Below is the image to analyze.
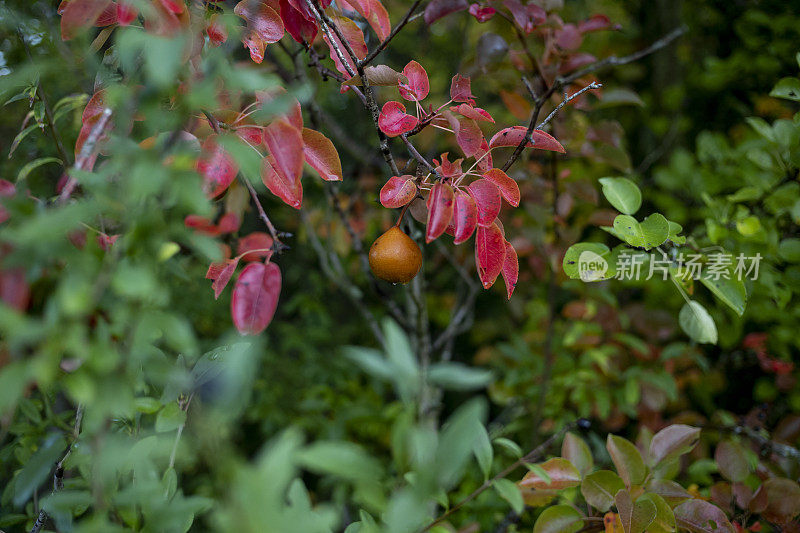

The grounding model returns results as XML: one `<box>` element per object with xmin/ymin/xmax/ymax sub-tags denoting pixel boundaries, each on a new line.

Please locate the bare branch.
<box><xmin>360</xmin><ymin>0</ymin><xmax>424</xmax><ymax>67</ymax></box>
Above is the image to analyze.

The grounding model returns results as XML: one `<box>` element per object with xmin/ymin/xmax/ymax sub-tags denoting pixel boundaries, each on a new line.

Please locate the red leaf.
<box><xmin>483</xmin><ymin>168</ymin><xmax>520</xmax><ymax>207</ymax></box>
<box><xmin>301</xmin><ymin>127</ymin><xmax>343</xmax><ymax>181</ymax></box>
<box><xmin>95</xmin><ymin>3</ymin><xmax>117</xmax><ymax>26</ymax></box>
<box><xmin>451</xmin><ymin>116</ymin><xmax>483</xmax><ymax>157</ymax></box>
<box><xmin>279</xmin><ymin>0</ymin><xmax>317</xmax><ymax>43</ymax></box>
<box><xmin>450</xmin><ymin>74</ymin><xmax>475</xmax><ymax>104</ymax></box>
<box><xmin>184</xmin><ymin>215</ymin><xmax>219</xmax><ymax>235</ymax></box>
<box><xmin>82</xmin><ymin>90</ymin><xmax>107</xmax><ymax>124</ymax></box>
<box><xmin>322</xmin><ymin>16</ymin><xmax>367</xmax><ymax>76</ymax></box>
<box><xmin>231</xmin><ymin>261</ymin><xmax>281</xmax><ymax>335</ymax></box>
<box><xmin>474</xmin><ymin>222</ymin><xmax>505</xmax><ymax>289</ymax></box>
<box><xmin>559</xmin><ymin>53</ymin><xmax>596</xmax><ymax>74</ymax></box>
<box><xmin>425</xmin><ymin>182</ymin><xmax>454</xmax><ymax>243</ymax></box>
<box><xmin>197</xmin><ymin>135</ymin><xmax>238</xmax><ymax>198</ymax></box>
<box><xmin>380</xmin><ymin>176</ymin><xmax>417</xmax><ymax>208</ymax></box>
<box><xmin>160</xmin><ymin>0</ymin><xmax>184</xmax><ymax>13</ymax></box>
<box><xmin>488</xmin><ymin>126</ymin><xmax>566</xmax><ymax>153</ymax></box>
<box><xmin>0</xmin><ymin>267</ymin><xmax>30</xmax><ymax>312</ymax></box>
<box><xmin>424</xmin><ymin>0</ymin><xmax>469</xmax><ymax>25</ymax></box>
<box><xmin>578</xmin><ymin>14</ymin><xmax>614</xmax><ymax>34</ymax></box>
<box><xmin>262</xmin><ymin>154</ymin><xmax>302</xmax><ymax>208</ymax></box>
<box><xmin>96</xmin><ymin>233</ymin><xmax>119</xmax><ymax>250</ymax></box>
<box><xmin>468</xmin><ymin>178</ymin><xmax>501</xmax><ymax>225</ymax></box>
<box><xmin>468</xmin><ymin>4</ymin><xmax>495</xmax><ymax>22</ymax></box>
<box><xmin>61</xmin><ymin>0</ymin><xmax>112</xmax><ymax>40</ymax></box>
<box><xmin>451</xmin><ymin>103</ymin><xmax>494</xmax><ymax>122</ymax></box>
<box><xmin>555</xmin><ymin>24</ymin><xmax>582</xmax><ymax>50</ymax></box>
<box><xmin>475</xmin><ymin>137</ymin><xmax>493</xmax><ymax>172</ymax></box>
<box><xmin>365</xmin><ymin>0</ymin><xmax>391</xmax><ymax>40</ymax></box>
<box><xmin>399</xmin><ymin>60</ymin><xmax>430</xmax><ymax>101</ymax></box>
<box><xmin>501</xmin><ymin>240</ymin><xmax>518</xmax><ymax>298</ymax></box>
<box><xmin>453</xmin><ymin>189</ymin><xmax>477</xmax><ymax>244</ymax></box>
<box><xmin>206</xmin><ymin>14</ymin><xmax>228</xmax><ymax>46</ymax></box>
<box><xmin>217</xmin><ymin>212</ymin><xmax>241</xmax><ymax>234</ymax></box>
<box><xmin>434</xmin><ymin>153</ymin><xmax>463</xmax><ymax>179</ymax></box>
<box><xmin>208</xmin><ymin>257</ymin><xmax>241</xmax><ymax>299</ymax></box>
<box><xmin>116</xmin><ymin>2</ymin><xmax>138</xmax><ymax>25</ymax></box>
<box><xmin>339</xmin><ymin>0</ymin><xmax>371</xmax><ymax>17</ymax></box>
<box><xmin>503</xmin><ymin>0</ymin><xmax>545</xmax><ymax>34</ymax></box>
<box><xmin>237</xmin><ymin>232</ymin><xmax>274</xmax><ymax>262</ymax></box>
<box><xmin>235</xmin><ymin>0</ymin><xmax>285</xmax><ymax>64</ymax></box>
<box><xmin>378</xmin><ymin>101</ymin><xmax>418</xmax><ymax>137</ymax></box>
<box><xmin>236</xmin><ymin>125</ymin><xmax>264</xmax><ymax>146</ymax></box>
<box><xmin>264</xmin><ymin>118</ymin><xmax>304</xmax><ymax>186</ymax></box>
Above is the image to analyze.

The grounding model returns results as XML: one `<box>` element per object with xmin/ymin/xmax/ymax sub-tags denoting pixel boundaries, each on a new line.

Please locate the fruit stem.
<box><xmin>394</xmin><ymin>201</ymin><xmax>414</xmax><ymax>227</ymax></box>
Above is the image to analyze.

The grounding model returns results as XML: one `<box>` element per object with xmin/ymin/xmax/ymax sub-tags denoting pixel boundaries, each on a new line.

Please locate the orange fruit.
<box><xmin>368</xmin><ymin>226</ymin><xmax>422</xmax><ymax>283</ymax></box>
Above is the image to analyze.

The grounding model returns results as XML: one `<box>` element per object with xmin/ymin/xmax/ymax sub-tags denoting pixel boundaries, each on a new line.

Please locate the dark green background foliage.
<box><xmin>0</xmin><ymin>0</ymin><xmax>799</xmax><ymax>532</ymax></box>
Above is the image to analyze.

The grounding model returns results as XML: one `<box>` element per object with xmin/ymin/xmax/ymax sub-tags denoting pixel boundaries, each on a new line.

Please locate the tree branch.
<box><xmin>30</xmin><ymin>405</ymin><xmax>84</xmax><ymax>533</ymax></box>
<box><xmin>360</xmin><ymin>0</ymin><xmax>424</xmax><ymax>67</ymax></box>
<box><xmin>58</xmin><ymin>108</ymin><xmax>112</xmax><ymax>203</ymax></box>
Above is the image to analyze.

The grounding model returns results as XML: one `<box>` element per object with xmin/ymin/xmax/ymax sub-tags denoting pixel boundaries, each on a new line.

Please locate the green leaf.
<box><xmin>16</xmin><ymin>157</ymin><xmax>62</xmax><ymax>182</ymax></box>
<box><xmin>493</xmin><ymin>437</ymin><xmax>523</xmax><ymax>458</ymax></box>
<box><xmin>778</xmin><ymin>238</ymin><xmax>800</xmax><ymax>263</ymax></box>
<box><xmin>770</xmin><ymin>77</ymin><xmax>800</xmax><ymax>102</ymax></box>
<box><xmin>745</xmin><ymin>116</ymin><xmax>775</xmax><ymax>141</ymax></box>
<box><xmin>435</xmin><ymin>399</ymin><xmax>487</xmax><ymax>489</ymax></box>
<box><xmin>698</xmin><ymin>274</ymin><xmax>746</xmax><ymax>317</ymax></box>
<box><xmin>667</xmin><ymin>221</ymin><xmax>686</xmax><ymax>245</ymax></box>
<box><xmin>533</xmin><ymin>504</ymin><xmax>584</xmax><ymax>533</ymax></box>
<box><xmin>646</xmin><ymin>479</ymin><xmax>692</xmax><ymax>507</ymax></box>
<box><xmin>13</xmin><ymin>434</ymin><xmax>67</xmax><ymax>507</ymax></box>
<box><xmin>155</xmin><ymin>402</ymin><xmax>186</xmax><ymax>433</ymax></box>
<box><xmin>344</xmin><ymin>346</ymin><xmax>394</xmax><ymax>381</ymax></box>
<box><xmin>616</xmin><ymin>489</ymin><xmax>657</xmax><ymax>533</ymax></box>
<box><xmin>606</xmin><ymin>435</ymin><xmax>646</xmax><ymax>487</ymax></box>
<box><xmin>599</xmin><ymin>177</ymin><xmax>642</xmax><ymax>215</ymax></box>
<box><xmin>472</xmin><ymin>420</ymin><xmax>493</xmax><ymax>480</ymax></box>
<box><xmin>714</xmin><ymin>441</ymin><xmax>749</xmax><ymax>483</ymax></box>
<box><xmin>596</xmin><ymin>88</ymin><xmax>645</xmax><ymax>108</ymax></box>
<box><xmin>679</xmin><ymin>301</ymin><xmax>718</xmax><ymax>344</ymax></box>
<box><xmin>493</xmin><ymin>478</ymin><xmax>524</xmax><ymax>514</ymax></box>
<box><xmin>562</xmin><ymin>242</ymin><xmax>612</xmax><ymax>281</ymax></box>
<box><xmin>296</xmin><ymin>441</ymin><xmax>383</xmax><ymax>484</ymax></box>
<box><xmin>427</xmin><ymin>362</ymin><xmax>493</xmax><ymax>390</ymax></box>
<box><xmin>613</xmin><ymin>213</ymin><xmax>669</xmax><ymax>250</ymax></box>
<box><xmin>562</xmin><ymin>432</ymin><xmax>594</xmax><ymax>477</ymax></box>
<box><xmin>673</xmin><ymin>500</ymin><xmax>734</xmax><ymax>533</ymax></box>
<box><xmin>581</xmin><ymin>470</ymin><xmax>625</xmax><ymax>512</ymax></box>
<box><xmin>648</xmin><ymin>425</ymin><xmax>701</xmax><ymax>468</ymax></box>
<box><xmin>640</xmin><ymin>493</ymin><xmax>675</xmax><ymax>532</ymax></box>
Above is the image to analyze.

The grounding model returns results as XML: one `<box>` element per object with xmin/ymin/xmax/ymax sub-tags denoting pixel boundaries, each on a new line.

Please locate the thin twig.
<box><xmin>418</xmin><ymin>422</ymin><xmax>576</xmax><ymax>532</ymax></box>
<box><xmin>30</xmin><ymin>405</ymin><xmax>84</xmax><ymax>533</ymax></box>
<box><xmin>360</xmin><ymin>0</ymin><xmax>424</xmax><ymax>67</ymax></box>
<box><xmin>560</xmin><ymin>25</ymin><xmax>688</xmax><ymax>87</ymax></box>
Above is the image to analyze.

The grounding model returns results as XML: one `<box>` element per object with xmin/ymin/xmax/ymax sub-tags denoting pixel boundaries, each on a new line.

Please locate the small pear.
<box><xmin>368</xmin><ymin>226</ymin><xmax>422</xmax><ymax>283</ymax></box>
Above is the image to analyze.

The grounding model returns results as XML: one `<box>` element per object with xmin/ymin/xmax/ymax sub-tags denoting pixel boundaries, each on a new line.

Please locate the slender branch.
<box><xmin>58</xmin><ymin>108</ymin><xmax>112</xmax><ymax>203</ymax></box>
<box><xmin>400</xmin><ymin>134</ymin><xmax>438</xmax><ymax>176</ymax></box>
<box><xmin>560</xmin><ymin>25</ymin><xmax>688</xmax><ymax>87</ymax></box>
<box><xmin>419</xmin><ymin>422</ymin><xmax>576</xmax><ymax>532</ymax></box>
<box><xmin>501</xmin><ymin>25</ymin><xmax>686</xmax><ymax>172</ymax></box>
<box><xmin>707</xmin><ymin>424</ymin><xmax>800</xmax><ymax>464</ymax></box>
<box><xmin>501</xmin><ymin>82</ymin><xmax>601</xmax><ymax>172</ymax></box>
<box><xmin>30</xmin><ymin>405</ymin><xmax>84</xmax><ymax>533</ymax></box>
<box><xmin>360</xmin><ymin>0</ymin><xmax>424</xmax><ymax>67</ymax></box>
